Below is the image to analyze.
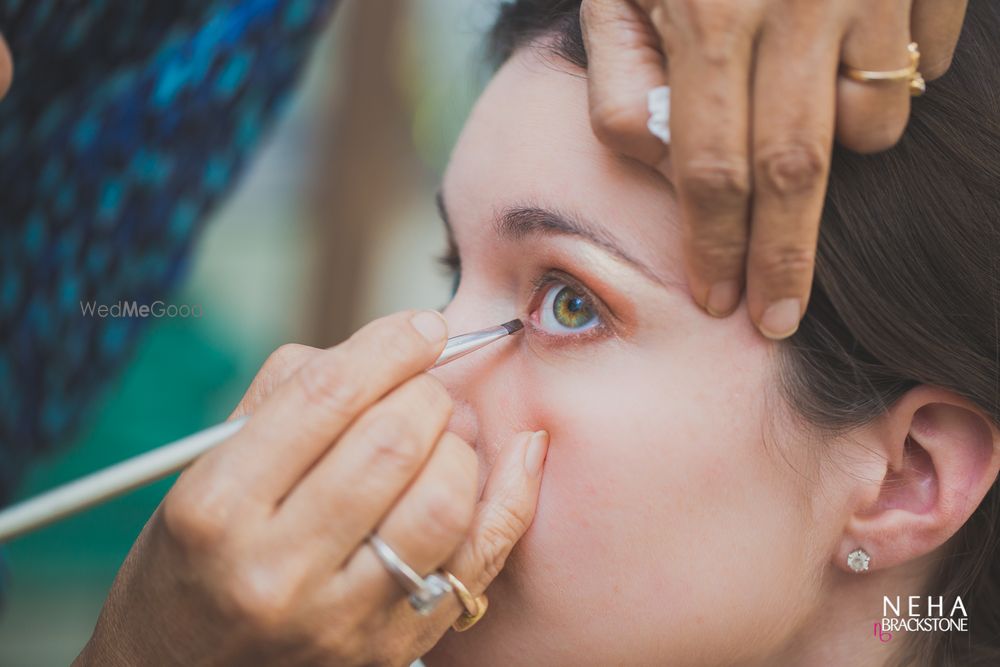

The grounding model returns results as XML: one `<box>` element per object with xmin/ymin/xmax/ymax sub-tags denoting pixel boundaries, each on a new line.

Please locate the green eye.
<box><xmin>539</xmin><ymin>283</ymin><xmax>599</xmax><ymax>333</ymax></box>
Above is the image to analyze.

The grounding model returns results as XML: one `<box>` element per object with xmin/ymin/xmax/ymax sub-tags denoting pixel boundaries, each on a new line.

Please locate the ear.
<box><xmin>835</xmin><ymin>385</ymin><xmax>1000</xmax><ymax>574</ymax></box>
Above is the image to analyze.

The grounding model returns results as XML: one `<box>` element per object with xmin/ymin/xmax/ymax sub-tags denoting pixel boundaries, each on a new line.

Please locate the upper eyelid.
<box><xmin>529</xmin><ymin>269</ymin><xmax>584</xmax><ymax>299</ymax></box>
<box><xmin>432</xmin><ymin>235</ymin><xmax>616</xmax><ymax>329</ymax></box>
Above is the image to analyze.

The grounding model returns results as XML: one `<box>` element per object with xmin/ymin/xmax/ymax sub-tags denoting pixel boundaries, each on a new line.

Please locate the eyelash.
<box><xmin>438</xmin><ymin>239</ymin><xmax>461</xmax><ymax>298</ymax></box>
<box><xmin>436</xmin><ymin>242</ymin><xmax>614</xmax><ymax>341</ymax></box>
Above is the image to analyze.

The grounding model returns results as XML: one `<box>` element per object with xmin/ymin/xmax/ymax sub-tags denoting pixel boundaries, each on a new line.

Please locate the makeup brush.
<box><xmin>0</xmin><ymin>319</ymin><xmax>523</xmax><ymax>542</ymax></box>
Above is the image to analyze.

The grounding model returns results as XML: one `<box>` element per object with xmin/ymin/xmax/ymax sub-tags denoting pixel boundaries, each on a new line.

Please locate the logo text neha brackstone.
<box><xmin>873</xmin><ymin>595</ymin><xmax>968</xmax><ymax>642</ymax></box>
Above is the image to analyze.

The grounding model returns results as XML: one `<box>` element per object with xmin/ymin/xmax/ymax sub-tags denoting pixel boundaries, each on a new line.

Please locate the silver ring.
<box><xmin>367</xmin><ymin>533</ymin><xmax>452</xmax><ymax>615</ymax></box>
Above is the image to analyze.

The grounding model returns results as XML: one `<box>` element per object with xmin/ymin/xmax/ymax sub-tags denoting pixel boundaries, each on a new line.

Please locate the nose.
<box><xmin>431</xmin><ymin>312</ymin><xmax>486</xmax><ymax>447</ymax></box>
<box><xmin>430</xmin><ymin>308</ymin><xmax>519</xmax><ymax>449</ymax></box>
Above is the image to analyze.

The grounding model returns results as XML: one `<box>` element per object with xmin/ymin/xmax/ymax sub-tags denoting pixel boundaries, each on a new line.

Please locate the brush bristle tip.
<box><xmin>501</xmin><ymin>319</ymin><xmax>524</xmax><ymax>334</ymax></box>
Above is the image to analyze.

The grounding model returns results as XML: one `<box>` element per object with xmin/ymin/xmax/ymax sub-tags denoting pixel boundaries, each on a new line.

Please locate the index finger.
<box><xmin>662</xmin><ymin>1</ymin><xmax>759</xmax><ymax>317</ymax></box>
<box><xmin>192</xmin><ymin>310</ymin><xmax>449</xmax><ymax>503</ymax></box>
<box><xmin>746</xmin><ymin>20</ymin><xmax>839</xmax><ymax>340</ymax></box>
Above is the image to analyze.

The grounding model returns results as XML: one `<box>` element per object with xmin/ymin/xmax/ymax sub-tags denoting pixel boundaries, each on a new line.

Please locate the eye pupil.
<box><xmin>551</xmin><ymin>285</ymin><xmax>596</xmax><ymax>329</ymax></box>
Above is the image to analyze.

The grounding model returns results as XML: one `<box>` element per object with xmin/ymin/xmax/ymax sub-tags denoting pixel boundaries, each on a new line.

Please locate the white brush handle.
<box><xmin>0</xmin><ymin>319</ymin><xmax>523</xmax><ymax>543</ymax></box>
<box><xmin>0</xmin><ymin>416</ymin><xmax>248</xmax><ymax>541</ymax></box>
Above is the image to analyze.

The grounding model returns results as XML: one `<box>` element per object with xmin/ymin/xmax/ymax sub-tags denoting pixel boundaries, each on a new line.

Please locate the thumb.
<box><xmin>448</xmin><ymin>430</ymin><xmax>549</xmax><ymax>594</ymax></box>
<box><xmin>386</xmin><ymin>430</ymin><xmax>548</xmax><ymax>653</ymax></box>
<box><xmin>227</xmin><ymin>343</ymin><xmax>321</xmax><ymax>420</ymax></box>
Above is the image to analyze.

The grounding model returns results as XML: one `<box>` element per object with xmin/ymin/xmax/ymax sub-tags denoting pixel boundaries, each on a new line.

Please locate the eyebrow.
<box><xmin>436</xmin><ymin>190</ymin><xmax>670</xmax><ymax>288</ymax></box>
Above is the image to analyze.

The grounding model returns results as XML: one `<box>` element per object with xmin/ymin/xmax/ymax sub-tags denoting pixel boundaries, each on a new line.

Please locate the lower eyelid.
<box><xmin>524</xmin><ymin>316</ymin><xmax>609</xmax><ymax>348</ymax></box>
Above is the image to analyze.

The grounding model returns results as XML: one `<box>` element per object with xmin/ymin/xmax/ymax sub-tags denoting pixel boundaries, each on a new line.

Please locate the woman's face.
<box><xmin>427</xmin><ymin>48</ymin><xmax>838</xmax><ymax>666</ymax></box>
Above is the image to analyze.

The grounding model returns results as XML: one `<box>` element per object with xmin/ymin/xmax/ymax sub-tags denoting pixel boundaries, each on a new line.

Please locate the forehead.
<box><xmin>442</xmin><ymin>47</ymin><xmax>683</xmax><ymax>285</ymax></box>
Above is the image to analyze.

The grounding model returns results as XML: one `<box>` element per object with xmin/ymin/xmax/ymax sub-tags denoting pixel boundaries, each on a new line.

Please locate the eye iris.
<box><xmin>552</xmin><ymin>286</ymin><xmax>595</xmax><ymax>328</ymax></box>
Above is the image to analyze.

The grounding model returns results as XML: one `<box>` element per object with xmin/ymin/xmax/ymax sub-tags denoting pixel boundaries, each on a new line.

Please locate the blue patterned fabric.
<box><xmin>0</xmin><ymin>0</ymin><xmax>335</xmax><ymax>508</ymax></box>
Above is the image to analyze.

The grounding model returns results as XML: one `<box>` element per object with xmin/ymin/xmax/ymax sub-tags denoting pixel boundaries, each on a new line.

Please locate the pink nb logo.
<box><xmin>873</xmin><ymin>621</ymin><xmax>893</xmax><ymax>642</ymax></box>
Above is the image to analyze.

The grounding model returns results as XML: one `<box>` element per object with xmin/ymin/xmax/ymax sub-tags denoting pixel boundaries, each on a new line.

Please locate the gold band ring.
<box><xmin>442</xmin><ymin>570</ymin><xmax>489</xmax><ymax>632</ymax></box>
<box><xmin>840</xmin><ymin>42</ymin><xmax>926</xmax><ymax>96</ymax></box>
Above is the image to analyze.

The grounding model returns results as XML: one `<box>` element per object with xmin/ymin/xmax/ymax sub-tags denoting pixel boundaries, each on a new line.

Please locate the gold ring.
<box><xmin>840</xmin><ymin>42</ymin><xmax>926</xmax><ymax>96</ymax></box>
<box><xmin>442</xmin><ymin>570</ymin><xmax>488</xmax><ymax>632</ymax></box>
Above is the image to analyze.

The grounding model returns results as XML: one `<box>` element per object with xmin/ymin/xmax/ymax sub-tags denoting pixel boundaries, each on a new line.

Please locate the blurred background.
<box><xmin>0</xmin><ymin>1</ymin><xmax>498</xmax><ymax>663</ymax></box>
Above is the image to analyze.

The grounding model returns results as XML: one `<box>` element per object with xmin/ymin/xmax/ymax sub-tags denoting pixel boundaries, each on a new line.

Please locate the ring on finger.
<box><xmin>442</xmin><ymin>569</ymin><xmax>489</xmax><ymax>632</ymax></box>
<box><xmin>367</xmin><ymin>533</ymin><xmax>452</xmax><ymax>615</ymax></box>
<box><xmin>840</xmin><ymin>41</ymin><xmax>926</xmax><ymax>96</ymax></box>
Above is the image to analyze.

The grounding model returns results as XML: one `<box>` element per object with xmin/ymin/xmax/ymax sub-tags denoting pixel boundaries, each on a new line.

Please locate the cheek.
<box><xmin>490</xmin><ymin>338</ymin><xmax>816</xmax><ymax>660</ymax></box>
<box><xmin>516</xmin><ymin>351</ymin><xmax>746</xmax><ymax>585</ymax></box>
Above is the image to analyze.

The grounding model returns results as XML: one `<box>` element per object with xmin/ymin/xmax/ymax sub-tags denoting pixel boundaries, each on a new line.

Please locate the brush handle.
<box><xmin>0</xmin><ymin>319</ymin><xmax>523</xmax><ymax>542</ymax></box>
<box><xmin>0</xmin><ymin>417</ymin><xmax>248</xmax><ymax>542</ymax></box>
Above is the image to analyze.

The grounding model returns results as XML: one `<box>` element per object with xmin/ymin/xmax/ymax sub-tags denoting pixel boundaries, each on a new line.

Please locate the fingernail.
<box><xmin>759</xmin><ymin>298</ymin><xmax>801</xmax><ymax>340</ymax></box>
<box><xmin>410</xmin><ymin>310</ymin><xmax>447</xmax><ymax>343</ymax></box>
<box><xmin>524</xmin><ymin>430</ymin><xmax>549</xmax><ymax>478</ymax></box>
<box><xmin>705</xmin><ymin>280</ymin><xmax>739</xmax><ymax>317</ymax></box>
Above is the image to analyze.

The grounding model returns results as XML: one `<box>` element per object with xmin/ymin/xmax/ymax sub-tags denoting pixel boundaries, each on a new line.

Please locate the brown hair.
<box><xmin>488</xmin><ymin>1</ymin><xmax>1000</xmax><ymax>665</ymax></box>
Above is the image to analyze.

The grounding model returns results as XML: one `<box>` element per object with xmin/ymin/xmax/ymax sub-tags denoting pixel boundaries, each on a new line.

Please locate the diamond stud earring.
<box><xmin>847</xmin><ymin>548</ymin><xmax>871</xmax><ymax>573</ymax></box>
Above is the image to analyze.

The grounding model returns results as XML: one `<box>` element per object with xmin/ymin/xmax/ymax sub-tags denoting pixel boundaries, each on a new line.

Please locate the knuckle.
<box><xmin>236</xmin><ymin>343</ymin><xmax>316</xmax><ymax>414</ymax></box>
<box><xmin>678</xmin><ymin>157</ymin><xmax>750</xmax><ymax>212</ymax></box>
<box><xmin>362</xmin><ymin>413</ymin><xmax>426</xmax><ymax>474</ymax></box>
<box><xmin>223</xmin><ymin>566</ymin><xmax>295</xmax><ymax>631</ymax></box>
<box><xmin>441</xmin><ymin>431</ymin><xmax>478</xmax><ymax>476</ymax></box>
<box><xmin>161</xmin><ymin>487</ymin><xmax>231</xmax><ymax>551</ymax></box>
<box><xmin>581</xmin><ymin>0</ymin><xmax>642</xmax><ymax>36</ymax></box>
<box><xmin>420</xmin><ymin>484</ymin><xmax>474</xmax><ymax>544</ymax></box>
<box><xmin>688</xmin><ymin>232</ymin><xmax>746</xmax><ymax>272</ymax></box>
<box><xmin>679</xmin><ymin>0</ymin><xmax>753</xmax><ymax>60</ymax></box>
<box><xmin>755</xmin><ymin>140</ymin><xmax>827</xmax><ymax>196</ymax></box>
<box><xmin>756</xmin><ymin>243</ymin><xmax>816</xmax><ymax>282</ymax></box>
<box><xmin>697</xmin><ymin>28</ymin><xmax>743</xmax><ymax>69</ymax></box>
<box><xmin>473</xmin><ymin>496</ymin><xmax>534</xmax><ymax>588</ymax></box>
<box><xmin>296</xmin><ymin>349</ymin><xmax>365</xmax><ymax>415</ymax></box>
<box><xmin>264</xmin><ymin>343</ymin><xmax>312</xmax><ymax>375</ymax></box>
<box><xmin>358</xmin><ymin>313</ymin><xmax>426</xmax><ymax>365</ymax></box>
<box><xmin>475</xmin><ymin>512</ymin><xmax>526</xmax><ymax>585</ymax></box>
<box><xmin>590</xmin><ymin>98</ymin><xmax>646</xmax><ymax>146</ymax></box>
<box><xmin>320</xmin><ymin>630</ymin><xmax>370</xmax><ymax>667</ymax></box>
<box><xmin>407</xmin><ymin>373</ymin><xmax>453</xmax><ymax>419</ymax></box>
<box><xmin>579</xmin><ymin>0</ymin><xmax>610</xmax><ymax>32</ymax></box>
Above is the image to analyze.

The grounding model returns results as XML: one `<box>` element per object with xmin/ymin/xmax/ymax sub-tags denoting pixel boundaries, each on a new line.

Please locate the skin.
<box><xmin>1</xmin><ymin>2</ymin><xmax>967</xmax><ymax>343</ymax></box>
<box><xmin>0</xmin><ymin>6</ymin><xmax>984</xmax><ymax>663</ymax></box>
<box><xmin>0</xmin><ymin>34</ymin><xmax>11</xmax><ymax>99</ymax></box>
<box><xmin>581</xmin><ymin>0</ymin><xmax>968</xmax><ymax>339</ymax></box>
<box><xmin>422</xmin><ymin>46</ymin><xmax>1000</xmax><ymax>666</ymax></box>
<box><xmin>77</xmin><ymin>312</ymin><xmax>547</xmax><ymax>666</ymax></box>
